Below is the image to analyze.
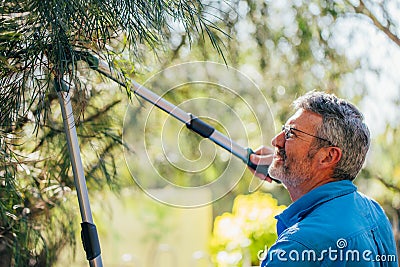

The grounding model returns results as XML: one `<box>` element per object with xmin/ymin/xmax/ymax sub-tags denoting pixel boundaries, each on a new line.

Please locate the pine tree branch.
<box><xmin>81</xmin><ymin>99</ymin><xmax>121</xmax><ymax>123</ymax></box>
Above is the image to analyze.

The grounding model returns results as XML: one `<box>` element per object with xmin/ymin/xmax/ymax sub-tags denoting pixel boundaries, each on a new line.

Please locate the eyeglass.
<box><xmin>281</xmin><ymin>125</ymin><xmax>333</xmax><ymax>145</ymax></box>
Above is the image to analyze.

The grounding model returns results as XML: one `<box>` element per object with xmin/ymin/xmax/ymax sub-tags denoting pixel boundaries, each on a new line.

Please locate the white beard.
<box><xmin>269</xmin><ymin>151</ymin><xmax>313</xmax><ymax>187</ymax></box>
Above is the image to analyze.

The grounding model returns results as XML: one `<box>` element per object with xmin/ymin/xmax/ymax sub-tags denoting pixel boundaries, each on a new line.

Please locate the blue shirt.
<box><xmin>261</xmin><ymin>180</ymin><xmax>398</xmax><ymax>266</ymax></box>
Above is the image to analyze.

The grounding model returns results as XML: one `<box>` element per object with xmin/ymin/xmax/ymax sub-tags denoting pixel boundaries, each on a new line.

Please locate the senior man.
<box><xmin>250</xmin><ymin>91</ymin><xmax>398</xmax><ymax>266</ymax></box>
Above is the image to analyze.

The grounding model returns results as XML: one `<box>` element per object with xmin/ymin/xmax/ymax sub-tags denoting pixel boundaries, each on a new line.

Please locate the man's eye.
<box><xmin>286</xmin><ymin>130</ymin><xmax>296</xmax><ymax>139</ymax></box>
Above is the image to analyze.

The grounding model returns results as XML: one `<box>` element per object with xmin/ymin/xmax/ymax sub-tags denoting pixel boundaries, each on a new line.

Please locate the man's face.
<box><xmin>268</xmin><ymin>109</ymin><xmax>323</xmax><ymax>187</ymax></box>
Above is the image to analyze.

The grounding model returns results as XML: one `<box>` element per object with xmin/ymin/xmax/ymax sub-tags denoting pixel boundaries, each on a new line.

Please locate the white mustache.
<box><xmin>276</xmin><ymin>149</ymin><xmax>287</xmax><ymax>160</ymax></box>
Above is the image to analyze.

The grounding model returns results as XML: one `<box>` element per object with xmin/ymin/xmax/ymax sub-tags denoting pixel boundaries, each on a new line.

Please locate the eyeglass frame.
<box><xmin>281</xmin><ymin>125</ymin><xmax>334</xmax><ymax>146</ymax></box>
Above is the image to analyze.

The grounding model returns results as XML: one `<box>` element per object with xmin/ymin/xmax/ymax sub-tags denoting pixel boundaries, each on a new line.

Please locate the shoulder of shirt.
<box><xmin>277</xmin><ymin>190</ymin><xmax>391</xmax><ymax>251</ymax></box>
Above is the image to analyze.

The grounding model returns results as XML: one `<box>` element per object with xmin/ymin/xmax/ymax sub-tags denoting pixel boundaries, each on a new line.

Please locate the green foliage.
<box><xmin>210</xmin><ymin>192</ymin><xmax>285</xmax><ymax>266</ymax></box>
<box><xmin>0</xmin><ymin>139</ymin><xmax>78</xmax><ymax>266</ymax></box>
<box><xmin>0</xmin><ymin>83</ymin><xmax>124</xmax><ymax>265</ymax></box>
<box><xmin>0</xmin><ymin>0</ymin><xmax>227</xmax><ymax>129</ymax></box>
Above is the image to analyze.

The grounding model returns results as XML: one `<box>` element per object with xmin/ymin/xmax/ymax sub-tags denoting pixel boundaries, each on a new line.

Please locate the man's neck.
<box><xmin>287</xmin><ymin>177</ymin><xmax>337</xmax><ymax>201</ymax></box>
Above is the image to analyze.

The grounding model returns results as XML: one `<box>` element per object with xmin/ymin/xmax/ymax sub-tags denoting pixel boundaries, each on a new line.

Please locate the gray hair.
<box><xmin>292</xmin><ymin>91</ymin><xmax>370</xmax><ymax>180</ymax></box>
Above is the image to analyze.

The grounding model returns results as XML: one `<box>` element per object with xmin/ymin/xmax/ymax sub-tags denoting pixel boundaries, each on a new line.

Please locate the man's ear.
<box><xmin>319</xmin><ymin>147</ymin><xmax>342</xmax><ymax>167</ymax></box>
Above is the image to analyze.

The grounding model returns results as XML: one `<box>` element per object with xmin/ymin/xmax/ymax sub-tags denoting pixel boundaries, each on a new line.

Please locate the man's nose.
<box><xmin>271</xmin><ymin>130</ymin><xmax>285</xmax><ymax>148</ymax></box>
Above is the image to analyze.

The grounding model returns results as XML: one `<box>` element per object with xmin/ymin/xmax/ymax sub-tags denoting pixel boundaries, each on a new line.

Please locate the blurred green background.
<box><xmin>1</xmin><ymin>0</ymin><xmax>400</xmax><ymax>266</ymax></box>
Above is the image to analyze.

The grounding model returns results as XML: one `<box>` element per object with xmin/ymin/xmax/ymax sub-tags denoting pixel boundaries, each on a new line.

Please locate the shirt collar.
<box><xmin>275</xmin><ymin>180</ymin><xmax>357</xmax><ymax>235</ymax></box>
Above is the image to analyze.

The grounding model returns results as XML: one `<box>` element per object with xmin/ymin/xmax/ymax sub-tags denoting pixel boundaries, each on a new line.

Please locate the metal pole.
<box><xmin>93</xmin><ymin>56</ymin><xmax>250</xmax><ymax>162</ymax></box>
<box><xmin>56</xmin><ymin>78</ymin><xmax>103</xmax><ymax>267</ymax></box>
<box><xmin>82</xmin><ymin>53</ymin><xmax>277</xmax><ymax>182</ymax></box>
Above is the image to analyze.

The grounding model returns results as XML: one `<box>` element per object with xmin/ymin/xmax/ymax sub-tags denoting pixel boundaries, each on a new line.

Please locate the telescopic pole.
<box><xmin>79</xmin><ymin>52</ymin><xmax>279</xmax><ymax>183</ymax></box>
<box><xmin>55</xmin><ymin>77</ymin><xmax>103</xmax><ymax>267</ymax></box>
